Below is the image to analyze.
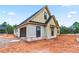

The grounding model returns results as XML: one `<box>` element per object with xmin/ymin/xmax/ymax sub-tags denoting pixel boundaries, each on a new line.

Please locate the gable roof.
<box><xmin>52</xmin><ymin>15</ymin><xmax>59</xmax><ymax>27</ymax></box>
<box><xmin>17</xmin><ymin>5</ymin><xmax>51</xmax><ymax>27</ymax></box>
<box><xmin>45</xmin><ymin>15</ymin><xmax>59</xmax><ymax>27</ymax></box>
<box><xmin>17</xmin><ymin>6</ymin><xmax>59</xmax><ymax>27</ymax></box>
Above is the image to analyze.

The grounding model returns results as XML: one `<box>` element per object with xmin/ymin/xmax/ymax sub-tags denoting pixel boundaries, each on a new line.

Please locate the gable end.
<box><xmin>45</xmin><ymin>15</ymin><xmax>59</xmax><ymax>27</ymax></box>
<box><xmin>17</xmin><ymin>5</ymin><xmax>51</xmax><ymax>27</ymax></box>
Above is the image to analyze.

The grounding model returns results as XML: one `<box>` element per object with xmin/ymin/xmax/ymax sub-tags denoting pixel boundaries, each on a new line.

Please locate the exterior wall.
<box><xmin>27</xmin><ymin>24</ymin><xmax>36</xmax><ymax>38</ymax></box>
<box><xmin>26</xmin><ymin>24</ymin><xmax>46</xmax><ymax>41</ymax></box>
<box><xmin>41</xmin><ymin>26</ymin><xmax>46</xmax><ymax>38</ymax></box>
<box><xmin>14</xmin><ymin>17</ymin><xmax>59</xmax><ymax>41</ymax></box>
<box><xmin>14</xmin><ymin>30</ymin><xmax>16</xmax><ymax>36</ymax></box>
<box><xmin>46</xmin><ymin>26</ymin><xmax>57</xmax><ymax>39</ymax></box>
<box><xmin>46</xmin><ymin>17</ymin><xmax>58</xmax><ymax>39</ymax></box>
<box><xmin>14</xmin><ymin>28</ymin><xmax>20</xmax><ymax>37</ymax></box>
<box><xmin>54</xmin><ymin>27</ymin><xmax>57</xmax><ymax>37</ymax></box>
<box><xmin>57</xmin><ymin>28</ymin><xmax>60</xmax><ymax>35</ymax></box>
<box><xmin>14</xmin><ymin>24</ymin><xmax>58</xmax><ymax>41</ymax></box>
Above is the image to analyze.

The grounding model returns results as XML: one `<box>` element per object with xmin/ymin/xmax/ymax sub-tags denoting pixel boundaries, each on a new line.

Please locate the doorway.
<box><xmin>20</xmin><ymin>27</ymin><xmax>26</xmax><ymax>37</ymax></box>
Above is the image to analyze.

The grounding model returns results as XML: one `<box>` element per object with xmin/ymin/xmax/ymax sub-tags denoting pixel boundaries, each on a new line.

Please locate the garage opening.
<box><xmin>20</xmin><ymin>27</ymin><xmax>26</xmax><ymax>37</ymax></box>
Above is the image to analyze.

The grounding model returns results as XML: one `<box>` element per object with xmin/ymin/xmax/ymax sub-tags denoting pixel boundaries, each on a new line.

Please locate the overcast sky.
<box><xmin>0</xmin><ymin>5</ymin><xmax>79</xmax><ymax>27</ymax></box>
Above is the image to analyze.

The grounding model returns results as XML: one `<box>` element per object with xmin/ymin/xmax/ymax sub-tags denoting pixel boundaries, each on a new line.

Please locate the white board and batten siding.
<box><xmin>26</xmin><ymin>24</ymin><xmax>45</xmax><ymax>41</ymax></box>
<box><xmin>54</xmin><ymin>27</ymin><xmax>57</xmax><ymax>37</ymax></box>
<box><xmin>57</xmin><ymin>28</ymin><xmax>60</xmax><ymax>35</ymax></box>
<box><xmin>14</xmin><ymin>25</ymin><xmax>58</xmax><ymax>41</ymax></box>
<box><xmin>47</xmin><ymin>27</ymin><xmax>57</xmax><ymax>39</ymax></box>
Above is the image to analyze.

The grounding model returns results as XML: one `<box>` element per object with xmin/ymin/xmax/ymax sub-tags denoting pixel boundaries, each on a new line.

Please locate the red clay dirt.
<box><xmin>0</xmin><ymin>34</ymin><xmax>79</xmax><ymax>53</ymax></box>
<box><xmin>0</xmin><ymin>34</ymin><xmax>16</xmax><ymax>39</ymax></box>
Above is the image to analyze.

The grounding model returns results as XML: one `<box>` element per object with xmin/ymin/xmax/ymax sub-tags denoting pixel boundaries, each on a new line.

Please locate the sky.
<box><xmin>0</xmin><ymin>5</ymin><xmax>79</xmax><ymax>27</ymax></box>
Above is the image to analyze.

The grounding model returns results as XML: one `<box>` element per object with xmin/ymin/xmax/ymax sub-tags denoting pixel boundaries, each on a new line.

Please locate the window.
<box><xmin>51</xmin><ymin>27</ymin><xmax>54</xmax><ymax>36</ymax></box>
<box><xmin>44</xmin><ymin>12</ymin><xmax>47</xmax><ymax>20</ymax></box>
<box><xmin>36</xmin><ymin>26</ymin><xmax>41</xmax><ymax>37</ymax></box>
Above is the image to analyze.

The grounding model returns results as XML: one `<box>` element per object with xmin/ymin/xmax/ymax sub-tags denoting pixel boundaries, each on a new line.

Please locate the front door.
<box><xmin>36</xmin><ymin>26</ymin><xmax>41</xmax><ymax>37</ymax></box>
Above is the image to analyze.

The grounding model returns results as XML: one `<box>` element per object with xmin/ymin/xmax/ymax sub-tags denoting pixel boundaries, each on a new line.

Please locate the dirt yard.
<box><xmin>0</xmin><ymin>34</ymin><xmax>16</xmax><ymax>39</ymax></box>
<box><xmin>0</xmin><ymin>34</ymin><xmax>79</xmax><ymax>53</ymax></box>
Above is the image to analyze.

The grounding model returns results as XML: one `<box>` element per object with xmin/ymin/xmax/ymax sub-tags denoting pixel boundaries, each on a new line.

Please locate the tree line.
<box><xmin>60</xmin><ymin>22</ymin><xmax>79</xmax><ymax>34</ymax></box>
<box><xmin>0</xmin><ymin>21</ymin><xmax>79</xmax><ymax>34</ymax></box>
<box><xmin>0</xmin><ymin>22</ymin><xmax>16</xmax><ymax>34</ymax></box>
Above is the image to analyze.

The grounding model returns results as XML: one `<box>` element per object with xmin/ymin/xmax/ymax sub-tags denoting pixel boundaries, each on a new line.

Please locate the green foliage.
<box><xmin>60</xmin><ymin>26</ymin><xmax>69</xmax><ymax>34</ymax></box>
<box><xmin>0</xmin><ymin>22</ymin><xmax>16</xmax><ymax>34</ymax></box>
<box><xmin>0</xmin><ymin>30</ymin><xmax>6</xmax><ymax>33</ymax></box>
<box><xmin>1</xmin><ymin>22</ymin><xmax>7</xmax><ymax>26</ymax></box>
<box><xmin>0</xmin><ymin>21</ymin><xmax>79</xmax><ymax>34</ymax></box>
<box><xmin>60</xmin><ymin>22</ymin><xmax>79</xmax><ymax>34</ymax></box>
<box><xmin>71</xmin><ymin>22</ymin><xmax>79</xmax><ymax>33</ymax></box>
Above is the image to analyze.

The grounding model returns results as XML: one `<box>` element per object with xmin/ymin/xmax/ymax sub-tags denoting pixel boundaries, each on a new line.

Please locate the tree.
<box><xmin>68</xmin><ymin>27</ymin><xmax>75</xmax><ymax>34</ymax></box>
<box><xmin>6</xmin><ymin>24</ymin><xmax>16</xmax><ymax>34</ymax></box>
<box><xmin>60</xmin><ymin>22</ymin><xmax>79</xmax><ymax>34</ymax></box>
<box><xmin>1</xmin><ymin>22</ymin><xmax>7</xmax><ymax>26</ymax></box>
<box><xmin>60</xmin><ymin>26</ymin><xmax>69</xmax><ymax>34</ymax></box>
<box><xmin>0</xmin><ymin>22</ymin><xmax>16</xmax><ymax>34</ymax></box>
<box><xmin>70</xmin><ymin>22</ymin><xmax>79</xmax><ymax>33</ymax></box>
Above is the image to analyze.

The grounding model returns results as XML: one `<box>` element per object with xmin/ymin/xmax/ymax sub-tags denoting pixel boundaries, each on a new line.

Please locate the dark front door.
<box><xmin>20</xmin><ymin>27</ymin><xmax>26</xmax><ymax>37</ymax></box>
<box><xmin>36</xmin><ymin>26</ymin><xmax>41</xmax><ymax>37</ymax></box>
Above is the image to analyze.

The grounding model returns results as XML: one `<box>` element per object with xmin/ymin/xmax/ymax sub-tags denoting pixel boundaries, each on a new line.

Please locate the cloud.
<box><xmin>0</xmin><ymin>11</ymin><xmax>18</xmax><ymax>25</ymax></box>
<box><xmin>67</xmin><ymin>11</ymin><xmax>77</xmax><ymax>18</ymax></box>
<box><xmin>67</xmin><ymin>14</ymin><xmax>72</xmax><ymax>18</ymax></box>
<box><xmin>2</xmin><ymin>11</ymin><xmax>16</xmax><ymax>16</ymax></box>
<box><xmin>61</xmin><ymin>5</ymin><xmax>71</xmax><ymax>7</ymax></box>
<box><xmin>8</xmin><ymin>12</ymin><xmax>16</xmax><ymax>16</ymax></box>
<box><xmin>69</xmin><ymin>11</ymin><xmax>77</xmax><ymax>15</ymax></box>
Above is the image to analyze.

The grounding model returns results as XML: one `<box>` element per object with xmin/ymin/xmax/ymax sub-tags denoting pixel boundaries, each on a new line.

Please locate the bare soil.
<box><xmin>0</xmin><ymin>34</ymin><xmax>16</xmax><ymax>39</ymax></box>
<box><xmin>0</xmin><ymin>34</ymin><xmax>79</xmax><ymax>53</ymax></box>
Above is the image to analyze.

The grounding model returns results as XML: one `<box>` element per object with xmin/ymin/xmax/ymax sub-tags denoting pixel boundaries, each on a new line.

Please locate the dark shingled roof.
<box><xmin>52</xmin><ymin>15</ymin><xmax>59</xmax><ymax>27</ymax></box>
<box><xmin>45</xmin><ymin>16</ymin><xmax>52</xmax><ymax>24</ymax></box>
